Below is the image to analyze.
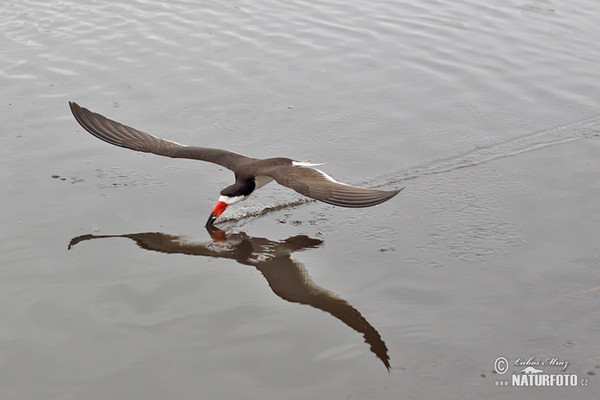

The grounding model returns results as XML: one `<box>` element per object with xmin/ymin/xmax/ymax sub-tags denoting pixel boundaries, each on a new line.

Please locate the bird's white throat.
<box><xmin>219</xmin><ymin>194</ymin><xmax>248</xmax><ymax>205</ymax></box>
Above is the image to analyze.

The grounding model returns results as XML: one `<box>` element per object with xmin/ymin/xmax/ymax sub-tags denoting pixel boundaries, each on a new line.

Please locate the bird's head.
<box><xmin>205</xmin><ymin>195</ymin><xmax>248</xmax><ymax>226</ymax></box>
<box><xmin>206</xmin><ymin>201</ymin><xmax>228</xmax><ymax>226</ymax></box>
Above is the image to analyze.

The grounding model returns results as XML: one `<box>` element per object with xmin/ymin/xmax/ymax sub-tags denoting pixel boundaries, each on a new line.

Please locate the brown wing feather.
<box><xmin>69</xmin><ymin>102</ymin><xmax>254</xmax><ymax>170</ymax></box>
<box><xmin>268</xmin><ymin>165</ymin><xmax>402</xmax><ymax>208</ymax></box>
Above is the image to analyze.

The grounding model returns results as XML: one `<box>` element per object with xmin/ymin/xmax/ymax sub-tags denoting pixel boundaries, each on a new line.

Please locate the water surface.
<box><xmin>2</xmin><ymin>0</ymin><xmax>599</xmax><ymax>398</ymax></box>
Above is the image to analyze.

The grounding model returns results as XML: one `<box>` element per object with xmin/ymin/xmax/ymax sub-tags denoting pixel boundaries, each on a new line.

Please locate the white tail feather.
<box><xmin>292</xmin><ymin>161</ymin><xmax>325</xmax><ymax>167</ymax></box>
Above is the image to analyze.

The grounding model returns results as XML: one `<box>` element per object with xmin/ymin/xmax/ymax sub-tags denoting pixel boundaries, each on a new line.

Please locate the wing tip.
<box><xmin>373</xmin><ymin>186</ymin><xmax>404</xmax><ymax>206</ymax></box>
<box><xmin>68</xmin><ymin>100</ymin><xmax>80</xmax><ymax>113</ymax></box>
<box><xmin>364</xmin><ymin>186</ymin><xmax>404</xmax><ymax>206</ymax></box>
<box><xmin>390</xmin><ymin>186</ymin><xmax>404</xmax><ymax>196</ymax></box>
<box><xmin>325</xmin><ymin>186</ymin><xmax>404</xmax><ymax>208</ymax></box>
<box><xmin>381</xmin><ymin>186</ymin><xmax>404</xmax><ymax>203</ymax></box>
<box><xmin>69</xmin><ymin>101</ymin><xmax>88</xmax><ymax>123</ymax></box>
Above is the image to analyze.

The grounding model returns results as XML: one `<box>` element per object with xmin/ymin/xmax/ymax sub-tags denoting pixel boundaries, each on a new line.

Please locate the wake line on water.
<box><xmin>371</xmin><ymin>114</ymin><xmax>600</xmax><ymax>188</ymax></box>
<box><xmin>218</xmin><ymin>198</ymin><xmax>314</xmax><ymax>224</ymax></box>
<box><xmin>220</xmin><ymin>115</ymin><xmax>600</xmax><ymax>223</ymax></box>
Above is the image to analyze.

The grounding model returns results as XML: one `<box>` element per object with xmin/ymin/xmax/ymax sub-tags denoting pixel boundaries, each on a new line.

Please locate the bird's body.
<box><xmin>69</xmin><ymin>102</ymin><xmax>402</xmax><ymax>225</ymax></box>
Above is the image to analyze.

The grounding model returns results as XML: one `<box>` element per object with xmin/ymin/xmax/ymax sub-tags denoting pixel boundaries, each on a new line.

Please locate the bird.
<box><xmin>69</xmin><ymin>102</ymin><xmax>403</xmax><ymax>226</ymax></box>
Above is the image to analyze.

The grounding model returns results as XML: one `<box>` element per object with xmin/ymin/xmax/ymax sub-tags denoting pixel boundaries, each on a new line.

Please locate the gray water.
<box><xmin>2</xmin><ymin>0</ymin><xmax>600</xmax><ymax>399</ymax></box>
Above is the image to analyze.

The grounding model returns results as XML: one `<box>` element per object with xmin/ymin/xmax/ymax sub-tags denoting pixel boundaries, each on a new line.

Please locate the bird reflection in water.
<box><xmin>69</xmin><ymin>226</ymin><xmax>390</xmax><ymax>369</ymax></box>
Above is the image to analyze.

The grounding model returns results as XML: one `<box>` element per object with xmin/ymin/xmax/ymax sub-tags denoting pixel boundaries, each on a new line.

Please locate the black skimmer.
<box><xmin>69</xmin><ymin>102</ymin><xmax>403</xmax><ymax>226</ymax></box>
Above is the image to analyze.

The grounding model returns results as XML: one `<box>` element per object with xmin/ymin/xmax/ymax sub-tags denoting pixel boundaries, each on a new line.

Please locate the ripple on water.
<box><xmin>412</xmin><ymin>168</ymin><xmax>527</xmax><ymax>264</ymax></box>
<box><xmin>94</xmin><ymin>165</ymin><xmax>166</xmax><ymax>191</ymax></box>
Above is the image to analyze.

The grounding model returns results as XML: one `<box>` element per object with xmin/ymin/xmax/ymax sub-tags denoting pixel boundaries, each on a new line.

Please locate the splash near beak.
<box><xmin>205</xmin><ymin>201</ymin><xmax>228</xmax><ymax>227</ymax></box>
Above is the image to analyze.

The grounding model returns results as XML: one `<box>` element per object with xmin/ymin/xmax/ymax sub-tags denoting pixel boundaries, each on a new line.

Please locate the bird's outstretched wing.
<box><xmin>69</xmin><ymin>102</ymin><xmax>254</xmax><ymax>170</ymax></box>
<box><xmin>268</xmin><ymin>165</ymin><xmax>402</xmax><ymax>208</ymax></box>
<box><xmin>70</xmin><ymin>102</ymin><xmax>403</xmax><ymax>208</ymax></box>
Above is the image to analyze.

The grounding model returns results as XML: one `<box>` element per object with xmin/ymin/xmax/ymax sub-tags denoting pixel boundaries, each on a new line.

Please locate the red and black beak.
<box><xmin>205</xmin><ymin>201</ymin><xmax>228</xmax><ymax>227</ymax></box>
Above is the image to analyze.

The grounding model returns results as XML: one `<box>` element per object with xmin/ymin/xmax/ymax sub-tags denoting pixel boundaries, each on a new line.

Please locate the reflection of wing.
<box><xmin>69</xmin><ymin>232</ymin><xmax>238</xmax><ymax>258</ymax></box>
<box><xmin>68</xmin><ymin>228</ymin><xmax>390</xmax><ymax>369</ymax></box>
<box><xmin>258</xmin><ymin>258</ymin><xmax>390</xmax><ymax>370</ymax></box>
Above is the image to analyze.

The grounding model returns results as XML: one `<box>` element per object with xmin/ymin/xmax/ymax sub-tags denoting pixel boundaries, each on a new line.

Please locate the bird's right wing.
<box><xmin>69</xmin><ymin>102</ymin><xmax>254</xmax><ymax>170</ymax></box>
<box><xmin>268</xmin><ymin>165</ymin><xmax>403</xmax><ymax>208</ymax></box>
